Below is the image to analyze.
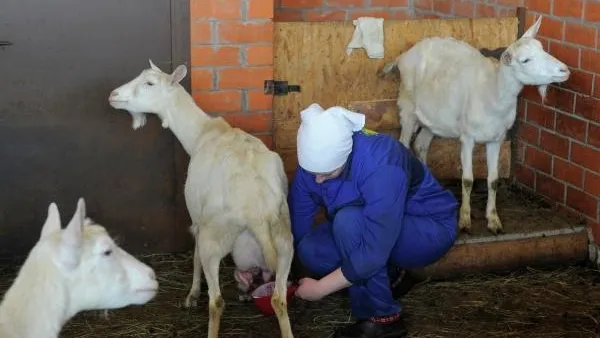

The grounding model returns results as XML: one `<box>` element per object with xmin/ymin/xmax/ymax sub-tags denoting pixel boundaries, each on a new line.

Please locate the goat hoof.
<box><xmin>487</xmin><ymin>215</ymin><xmax>503</xmax><ymax>235</ymax></box>
<box><xmin>184</xmin><ymin>293</ymin><xmax>199</xmax><ymax>308</ymax></box>
<box><xmin>458</xmin><ymin>218</ymin><xmax>471</xmax><ymax>234</ymax></box>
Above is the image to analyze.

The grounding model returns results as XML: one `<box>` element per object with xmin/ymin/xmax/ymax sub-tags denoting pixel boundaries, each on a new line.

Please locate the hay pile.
<box><xmin>1</xmin><ymin>253</ymin><xmax>598</xmax><ymax>338</ymax></box>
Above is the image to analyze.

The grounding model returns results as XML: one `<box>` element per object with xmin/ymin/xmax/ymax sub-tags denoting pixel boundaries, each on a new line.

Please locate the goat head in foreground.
<box><xmin>0</xmin><ymin>198</ymin><xmax>158</xmax><ymax>338</ymax></box>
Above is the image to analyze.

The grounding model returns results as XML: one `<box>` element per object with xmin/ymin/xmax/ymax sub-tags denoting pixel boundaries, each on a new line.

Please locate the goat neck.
<box><xmin>492</xmin><ymin>62</ymin><xmax>524</xmax><ymax>113</ymax></box>
<box><xmin>0</xmin><ymin>247</ymin><xmax>71</xmax><ymax>338</ymax></box>
<box><xmin>161</xmin><ymin>86</ymin><xmax>210</xmax><ymax>156</ymax></box>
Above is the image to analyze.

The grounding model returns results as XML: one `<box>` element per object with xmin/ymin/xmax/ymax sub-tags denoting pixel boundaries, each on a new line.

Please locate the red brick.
<box><xmin>305</xmin><ymin>10</ymin><xmax>346</xmax><ymax>21</ymax></box>
<box><xmin>536</xmin><ymin>172</ymin><xmax>566</xmax><ymax>203</ymax></box>
<box><xmin>571</xmin><ymin>142</ymin><xmax>600</xmax><ymax>172</ymax></box>
<box><xmin>497</xmin><ymin>7</ymin><xmax>517</xmax><ymax>17</ymax></box>
<box><xmin>248</xmin><ymin>0</ymin><xmax>274</xmax><ymax>19</ymax></box>
<box><xmin>247</xmin><ymin>90</ymin><xmax>273</xmax><ymax>111</ymax></box>
<box><xmin>191</xmin><ymin>46</ymin><xmax>240</xmax><ymax>66</ymax></box>
<box><xmin>517</xmin><ymin>122</ymin><xmax>539</xmax><ymax>145</ymax></box>
<box><xmin>588</xmin><ymin>123</ymin><xmax>600</xmax><ymax>148</ymax></box>
<box><xmin>517</xmin><ymin>97</ymin><xmax>527</xmax><ymax>120</ymax></box>
<box><xmin>255</xmin><ymin>134</ymin><xmax>274</xmax><ymax>149</ymax></box>
<box><xmin>275</xmin><ymin>10</ymin><xmax>304</xmax><ymax>21</ymax></box>
<box><xmin>514</xmin><ymin>163</ymin><xmax>536</xmax><ymax>188</ymax></box>
<box><xmin>545</xmin><ymin>85</ymin><xmax>575</xmax><ymax>113</ymax></box>
<box><xmin>540</xmin><ymin>130</ymin><xmax>570</xmax><ymax>159</ymax></box>
<box><xmin>433</xmin><ymin>0</ymin><xmax>452</xmax><ymax>13</ymax></box>
<box><xmin>565</xmin><ymin>23</ymin><xmax>597</xmax><ymax>48</ymax></box>
<box><xmin>219</xmin><ymin>22</ymin><xmax>273</xmax><ymax>44</ymax></box>
<box><xmin>585</xmin><ymin>1</ymin><xmax>600</xmax><ymax>22</ymax></box>
<box><xmin>280</xmin><ymin>0</ymin><xmax>323</xmax><ymax>8</ymax></box>
<box><xmin>454</xmin><ymin>1</ymin><xmax>474</xmax><ymax>17</ymax></box>
<box><xmin>193</xmin><ymin>90</ymin><xmax>242</xmax><ymax>113</ymax></box>
<box><xmin>595</xmin><ymin>76</ymin><xmax>600</xmax><ymax>99</ymax></box>
<box><xmin>526</xmin><ymin>101</ymin><xmax>555</xmax><ymax>129</ymax></box>
<box><xmin>585</xmin><ymin>170</ymin><xmax>600</xmax><ymax>197</ymax></box>
<box><xmin>246</xmin><ymin>45</ymin><xmax>273</xmax><ymax>66</ymax></box>
<box><xmin>525</xmin><ymin>146</ymin><xmax>552</xmax><ymax>174</ymax></box>
<box><xmin>525</xmin><ymin>0</ymin><xmax>551</xmax><ymax>14</ymax></box>
<box><xmin>575</xmin><ymin>95</ymin><xmax>600</xmax><ymax>123</ymax></box>
<box><xmin>475</xmin><ymin>3</ymin><xmax>496</xmax><ymax>17</ymax></box>
<box><xmin>328</xmin><ymin>0</ymin><xmax>365</xmax><ymax>7</ymax></box>
<box><xmin>349</xmin><ymin>10</ymin><xmax>393</xmax><ymax>19</ymax></box>
<box><xmin>222</xmin><ymin>112</ymin><xmax>273</xmax><ymax>134</ymax></box>
<box><xmin>550</xmin><ymin>42</ymin><xmax>580</xmax><ymax>69</ymax></box>
<box><xmin>553</xmin><ymin>157</ymin><xmax>583</xmax><ymax>187</ymax></box>
<box><xmin>515</xmin><ymin>140</ymin><xmax>527</xmax><ymax>163</ymax></box>
<box><xmin>559</xmin><ymin>68</ymin><xmax>594</xmax><ymax>95</ymax></box>
<box><xmin>415</xmin><ymin>0</ymin><xmax>433</xmax><ymax>10</ymax></box>
<box><xmin>580</xmin><ymin>49</ymin><xmax>600</xmax><ymax>74</ymax></box>
<box><xmin>521</xmin><ymin>85</ymin><xmax>542</xmax><ymax>103</ymax></box>
<box><xmin>219</xmin><ymin>67</ymin><xmax>273</xmax><ymax>89</ymax></box>
<box><xmin>498</xmin><ymin>0</ymin><xmax>523</xmax><ymax>6</ymax></box>
<box><xmin>191</xmin><ymin>68</ymin><xmax>214</xmax><ymax>91</ymax></box>
<box><xmin>191</xmin><ymin>21</ymin><xmax>213</xmax><ymax>44</ymax></box>
<box><xmin>553</xmin><ymin>0</ymin><xmax>583</xmax><ymax>19</ymax></box>
<box><xmin>191</xmin><ymin>0</ymin><xmax>242</xmax><ymax>20</ymax></box>
<box><xmin>537</xmin><ymin>16</ymin><xmax>564</xmax><ymax>40</ymax></box>
<box><xmin>556</xmin><ymin>113</ymin><xmax>587</xmax><ymax>142</ymax></box>
<box><xmin>566</xmin><ymin>187</ymin><xmax>598</xmax><ymax>219</ymax></box>
<box><xmin>371</xmin><ymin>0</ymin><xmax>409</xmax><ymax>5</ymax></box>
<box><xmin>392</xmin><ymin>9</ymin><xmax>412</xmax><ymax>19</ymax></box>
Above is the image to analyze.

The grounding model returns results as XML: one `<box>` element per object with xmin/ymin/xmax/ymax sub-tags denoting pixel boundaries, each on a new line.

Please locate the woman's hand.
<box><xmin>295</xmin><ymin>277</ymin><xmax>325</xmax><ymax>301</ymax></box>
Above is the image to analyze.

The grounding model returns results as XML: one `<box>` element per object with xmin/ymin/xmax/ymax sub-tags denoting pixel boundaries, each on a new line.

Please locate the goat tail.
<box><xmin>377</xmin><ymin>56</ymin><xmax>401</xmax><ymax>78</ymax></box>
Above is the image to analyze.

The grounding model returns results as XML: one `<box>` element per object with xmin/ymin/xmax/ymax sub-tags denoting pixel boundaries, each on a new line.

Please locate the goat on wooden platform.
<box><xmin>108</xmin><ymin>60</ymin><xmax>295</xmax><ymax>338</ymax></box>
<box><xmin>379</xmin><ymin>16</ymin><xmax>570</xmax><ymax>235</ymax></box>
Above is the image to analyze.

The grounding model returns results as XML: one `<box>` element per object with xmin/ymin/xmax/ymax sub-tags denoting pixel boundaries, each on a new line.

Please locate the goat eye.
<box><xmin>103</xmin><ymin>249</ymin><xmax>112</xmax><ymax>256</ymax></box>
<box><xmin>146</xmin><ymin>81</ymin><xmax>154</xmax><ymax>86</ymax></box>
<box><xmin>521</xmin><ymin>58</ymin><xmax>530</xmax><ymax>63</ymax></box>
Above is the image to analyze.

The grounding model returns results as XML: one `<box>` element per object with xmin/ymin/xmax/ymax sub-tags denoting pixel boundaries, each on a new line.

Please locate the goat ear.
<box><xmin>170</xmin><ymin>65</ymin><xmax>187</xmax><ymax>85</ymax></box>
<box><xmin>149</xmin><ymin>59</ymin><xmax>162</xmax><ymax>72</ymax></box>
<box><xmin>521</xmin><ymin>15</ymin><xmax>542</xmax><ymax>39</ymax></box>
<box><xmin>56</xmin><ymin>198</ymin><xmax>85</xmax><ymax>270</ymax></box>
<box><xmin>501</xmin><ymin>51</ymin><xmax>512</xmax><ymax>66</ymax></box>
<box><xmin>40</xmin><ymin>202</ymin><xmax>61</xmax><ymax>239</ymax></box>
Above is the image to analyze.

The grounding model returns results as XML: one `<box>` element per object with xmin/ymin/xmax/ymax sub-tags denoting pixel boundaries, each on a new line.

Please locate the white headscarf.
<box><xmin>297</xmin><ymin>103</ymin><xmax>366</xmax><ymax>173</ymax></box>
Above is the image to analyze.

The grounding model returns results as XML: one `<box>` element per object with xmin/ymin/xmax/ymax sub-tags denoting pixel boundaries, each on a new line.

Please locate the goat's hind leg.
<box><xmin>270</xmin><ymin>217</ymin><xmax>295</xmax><ymax>338</ymax></box>
<box><xmin>485</xmin><ymin>140</ymin><xmax>504</xmax><ymax>235</ymax></box>
<box><xmin>397</xmin><ymin>86</ymin><xmax>419</xmax><ymax>151</ymax></box>
<box><xmin>413</xmin><ymin>127</ymin><xmax>434</xmax><ymax>164</ymax></box>
<box><xmin>459</xmin><ymin>136</ymin><xmax>475</xmax><ymax>234</ymax></box>
<box><xmin>197</xmin><ymin>226</ymin><xmax>238</xmax><ymax>338</ymax></box>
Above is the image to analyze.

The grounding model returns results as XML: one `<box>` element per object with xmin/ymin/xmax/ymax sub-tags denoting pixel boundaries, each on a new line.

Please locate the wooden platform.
<box><xmin>418</xmin><ymin>182</ymin><xmax>590</xmax><ymax>280</ymax></box>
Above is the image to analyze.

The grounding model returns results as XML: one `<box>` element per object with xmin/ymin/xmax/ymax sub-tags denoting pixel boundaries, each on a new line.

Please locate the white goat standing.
<box><xmin>379</xmin><ymin>15</ymin><xmax>569</xmax><ymax>235</ymax></box>
<box><xmin>108</xmin><ymin>60</ymin><xmax>295</xmax><ymax>338</ymax></box>
<box><xmin>0</xmin><ymin>198</ymin><xmax>158</xmax><ymax>338</ymax></box>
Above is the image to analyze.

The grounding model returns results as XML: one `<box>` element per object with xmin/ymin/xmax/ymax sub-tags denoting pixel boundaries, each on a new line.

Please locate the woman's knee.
<box><xmin>332</xmin><ymin>207</ymin><xmax>365</xmax><ymax>243</ymax></box>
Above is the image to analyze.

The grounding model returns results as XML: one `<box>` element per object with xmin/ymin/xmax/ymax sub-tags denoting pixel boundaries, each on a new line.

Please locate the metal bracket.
<box><xmin>264</xmin><ymin>80</ymin><xmax>301</xmax><ymax>96</ymax></box>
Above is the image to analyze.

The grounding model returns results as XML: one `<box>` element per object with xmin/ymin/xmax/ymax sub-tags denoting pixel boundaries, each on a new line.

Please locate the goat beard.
<box><xmin>130</xmin><ymin>113</ymin><xmax>147</xmax><ymax>130</ymax></box>
<box><xmin>537</xmin><ymin>85</ymin><xmax>548</xmax><ymax>104</ymax></box>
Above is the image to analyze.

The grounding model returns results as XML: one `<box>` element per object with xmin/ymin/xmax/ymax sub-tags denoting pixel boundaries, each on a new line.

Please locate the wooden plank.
<box><xmin>273</xmin><ymin>16</ymin><xmax>520</xmax><ymax>178</ymax></box>
<box><xmin>277</xmin><ymin>99</ymin><xmax>511</xmax><ymax>180</ymax></box>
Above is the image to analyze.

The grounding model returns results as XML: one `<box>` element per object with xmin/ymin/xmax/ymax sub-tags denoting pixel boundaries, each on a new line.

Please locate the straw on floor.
<box><xmin>1</xmin><ymin>252</ymin><xmax>598</xmax><ymax>338</ymax></box>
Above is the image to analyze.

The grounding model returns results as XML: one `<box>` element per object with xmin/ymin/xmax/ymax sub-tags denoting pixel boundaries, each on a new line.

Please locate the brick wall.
<box><xmin>275</xmin><ymin>0</ymin><xmax>412</xmax><ymax>21</ymax></box>
<box><xmin>189</xmin><ymin>0</ymin><xmax>275</xmax><ymax>149</ymax></box>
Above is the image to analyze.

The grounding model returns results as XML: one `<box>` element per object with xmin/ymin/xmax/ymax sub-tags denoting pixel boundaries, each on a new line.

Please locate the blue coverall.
<box><xmin>289</xmin><ymin>129</ymin><xmax>459</xmax><ymax>319</ymax></box>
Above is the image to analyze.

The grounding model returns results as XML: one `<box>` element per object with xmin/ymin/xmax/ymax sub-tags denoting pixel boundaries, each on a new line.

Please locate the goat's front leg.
<box><xmin>184</xmin><ymin>241</ymin><xmax>203</xmax><ymax>308</ymax></box>
<box><xmin>459</xmin><ymin>136</ymin><xmax>475</xmax><ymax>233</ymax></box>
<box><xmin>485</xmin><ymin>140</ymin><xmax>504</xmax><ymax>235</ymax></box>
